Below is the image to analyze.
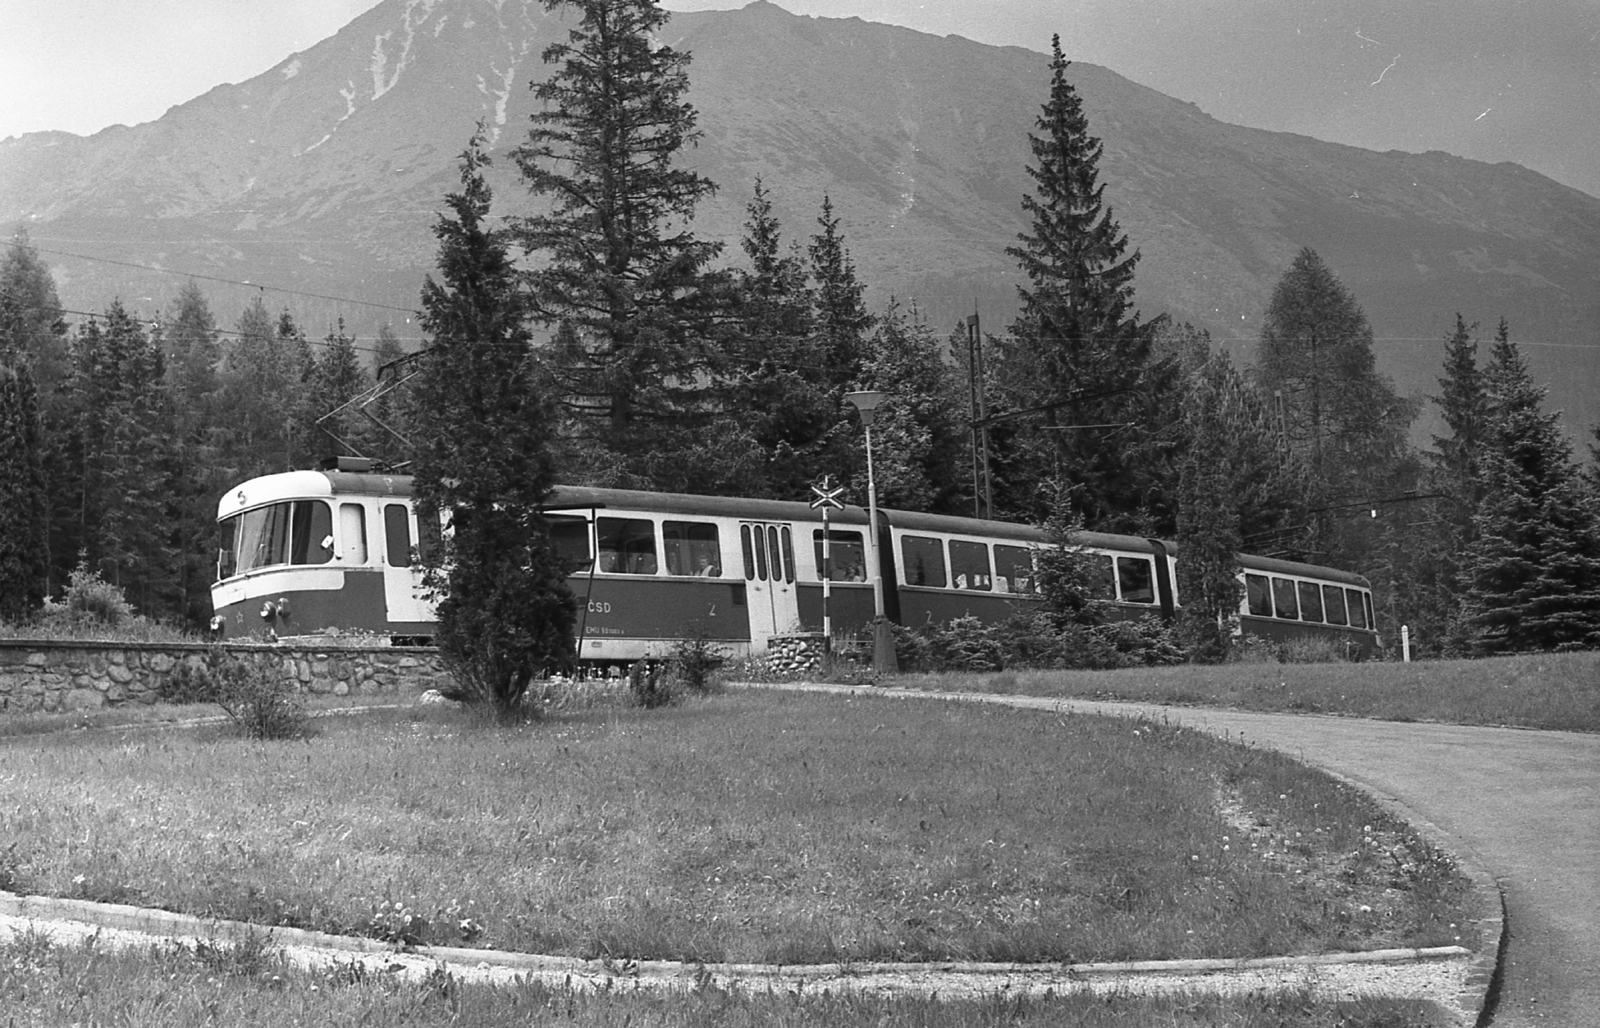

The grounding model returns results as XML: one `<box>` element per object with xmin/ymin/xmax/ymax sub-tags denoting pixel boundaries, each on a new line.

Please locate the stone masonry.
<box><xmin>0</xmin><ymin>641</ymin><xmax>450</xmax><ymax>714</ymax></box>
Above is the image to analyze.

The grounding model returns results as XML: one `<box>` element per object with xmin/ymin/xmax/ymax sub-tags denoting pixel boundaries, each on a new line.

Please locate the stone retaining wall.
<box><xmin>0</xmin><ymin>641</ymin><xmax>450</xmax><ymax>714</ymax></box>
<box><xmin>765</xmin><ymin>633</ymin><xmax>828</xmax><ymax>675</ymax></box>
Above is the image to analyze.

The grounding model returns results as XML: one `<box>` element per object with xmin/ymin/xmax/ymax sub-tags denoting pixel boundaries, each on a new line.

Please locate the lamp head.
<box><xmin>845</xmin><ymin>390</ymin><xmax>886</xmax><ymax>428</ymax></box>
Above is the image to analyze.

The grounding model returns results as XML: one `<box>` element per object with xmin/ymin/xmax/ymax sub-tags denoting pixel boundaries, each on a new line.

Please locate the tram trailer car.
<box><xmin>211</xmin><ymin>466</ymin><xmax>1381</xmax><ymax>660</ymax></box>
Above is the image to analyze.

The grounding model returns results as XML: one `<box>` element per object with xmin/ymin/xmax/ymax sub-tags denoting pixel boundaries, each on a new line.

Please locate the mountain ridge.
<box><xmin>3</xmin><ymin>0</ymin><xmax>1597</xmax><ymax>441</ymax></box>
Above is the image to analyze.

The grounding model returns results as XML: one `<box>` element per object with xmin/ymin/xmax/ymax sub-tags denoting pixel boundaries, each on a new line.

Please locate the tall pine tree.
<box><xmin>0</xmin><ymin>361</ymin><xmax>48</xmax><ymax>621</ymax></box>
<box><xmin>1462</xmin><ymin>320</ymin><xmax>1600</xmax><ymax>652</ymax></box>
<box><xmin>1390</xmin><ymin>315</ymin><xmax>1489</xmax><ymax>655</ymax></box>
<box><xmin>513</xmin><ymin>0</ymin><xmax>725</xmax><ymax>484</ymax></box>
<box><xmin>414</xmin><ymin>133</ymin><xmax>578</xmax><ymax>714</ymax></box>
<box><xmin>990</xmin><ymin>36</ymin><xmax>1159</xmax><ymax>529</ymax></box>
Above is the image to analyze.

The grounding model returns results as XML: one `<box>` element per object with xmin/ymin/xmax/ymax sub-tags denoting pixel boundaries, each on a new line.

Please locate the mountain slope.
<box><xmin>3</xmin><ymin>0</ymin><xmax>1597</xmax><ymax>440</ymax></box>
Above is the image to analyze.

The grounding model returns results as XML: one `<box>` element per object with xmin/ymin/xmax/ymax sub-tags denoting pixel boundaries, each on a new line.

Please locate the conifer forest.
<box><xmin>2</xmin><ymin>0</ymin><xmax>1597</xmax><ymax>659</ymax></box>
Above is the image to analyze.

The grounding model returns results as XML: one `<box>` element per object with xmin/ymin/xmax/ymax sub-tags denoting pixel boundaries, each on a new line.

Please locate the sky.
<box><xmin>4</xmin><ymin>0</ymin><xmax>1597</xmax><ymax>196</ymax></box>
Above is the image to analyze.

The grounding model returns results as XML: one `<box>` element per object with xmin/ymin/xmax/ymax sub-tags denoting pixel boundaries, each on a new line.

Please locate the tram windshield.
<box><xmin>218</xmin><ymin>500</ymin><xmax>333</xmax><ymax>579</ymax></box>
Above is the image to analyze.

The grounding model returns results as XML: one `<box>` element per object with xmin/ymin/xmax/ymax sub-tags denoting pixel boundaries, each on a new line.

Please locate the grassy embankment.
<box><xmin>889</xmin><ymin>651</ymin><xmax>1600</xmax><ymax>732</ymax></box>
<box><xmin>0</xmin><ymin>927</ymin><xmax>1457</xmax><ymax>1028</ymax></box>
<box><xmin>0</xmin><ymin>689</ymin><xmax>1474</xmax><ymax>965</ymax></box>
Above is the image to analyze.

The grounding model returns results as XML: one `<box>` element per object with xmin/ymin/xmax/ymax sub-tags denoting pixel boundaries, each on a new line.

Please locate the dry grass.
<box><xmin>893</xmin><ymin>651</ymin><xmax>1600</xmax><ymax>732</ymax></box>
<box><xmin>0</xmin><ymin>691</ymin><xmax>1474</xmax><ymax>965</ymax></box>
<box><xmin>0</xmin><ymin>930</ymin><xmax>1456</xmax><ymax>1028</ymax></box>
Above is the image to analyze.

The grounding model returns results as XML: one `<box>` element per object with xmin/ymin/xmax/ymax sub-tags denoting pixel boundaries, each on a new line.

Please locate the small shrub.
<box><xmin>672</xmin><ymin>622</ymin><xmax>727</xmax><ymax>694</ymax></box>
<box><xmin>0</xmin><ymin>840</ymin><xmax>27</xmax><ymax>893</ymax></box>
<box><xmin>157</xmin><ymin>657</ymin><xmax>218</xmax><ymax>704</ymax></box>
<box><xmin>209</xmin><ymin>649</ymin><xmax>311</xmax><ymax>740</ymax></box>
<box><xmin>628</xmin><ymin>661</ymin><xmax>673</xmax><ymax>708</ymax></box>
<box><xmin>39</xmin><ymin>563</ymin><xmax>135</xmax><ymax>632</ymax></box>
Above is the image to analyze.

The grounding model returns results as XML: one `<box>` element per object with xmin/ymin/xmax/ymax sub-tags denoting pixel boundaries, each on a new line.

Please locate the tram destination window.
<box><xmin>1297</xmin><ymin>581</ymin><xmax>1324</xmax><ymax>622</ymax></box>
<box><xmin>901</xmin><ymin>535</ymin><xmax>947</xmax><ymax>588</ymax></box>
<box><xmin>994</xmin><ymin>545</ymin><xmax>1035</xmax><ymax>594</ymax></box>
<box><xmin>597</xmin><ymin>517</ymin><xmax>658</xmax><ymax>575</ymax></box>
<box><xmin>664</xmin><ymin>521</ymin><xmax>721</xmax><ymax>577</ymax></box>
<box><xmin>1322</xmin><ymin>585</ymin><xmax>1349</xmax><ymax>626</ymax></box>
<box><xmin>949</xmin><ymin>540</ymin><xmax>992</xmax><ymax>590</ymax></box>
<box><xmin>811</xmin><ymin>530</ymin><xmax>866</xmax><ymax>582</ymax></box>
<box><xmin>1116</xmin><ymin>556</ymin><xmax>1155</xmax><ymax>604</ymax></box>
<box><xmin>1245</xmin><ymin>574</ymin><xmax>1272</xmax><ymax>617</ymax></box>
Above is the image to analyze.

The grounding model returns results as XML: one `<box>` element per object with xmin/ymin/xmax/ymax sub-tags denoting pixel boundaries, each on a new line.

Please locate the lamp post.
<box><xmin>844</xmin><ymin>390</ymin><xmax>899</xmax><ymax>674</ymax></box>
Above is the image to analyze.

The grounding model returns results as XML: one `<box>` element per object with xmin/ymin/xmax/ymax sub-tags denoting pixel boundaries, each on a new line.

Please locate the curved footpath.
<box><xmin>781</xmin><ymin>682</ymin><xmax>1597</xmax><ymax>1028</ymax></box>
<box><xmin>5</xmin><ymin>685</ymin><xmax>1588</xmax><ymax>1026</ymax></box>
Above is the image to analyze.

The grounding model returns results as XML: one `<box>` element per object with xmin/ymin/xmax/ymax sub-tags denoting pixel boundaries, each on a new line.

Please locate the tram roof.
<box><xmin>213</xmin><ymin>472</ymin><xmax>1369</xmax><ymax>587</ymax></box>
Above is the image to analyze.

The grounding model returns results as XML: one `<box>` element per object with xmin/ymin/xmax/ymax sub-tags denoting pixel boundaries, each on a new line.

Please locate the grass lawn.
<box><xmin>888</xmin><ymin>651</ymin><xmax>1600</xmax><ymax>732</ymax></box>
<box><xmin>0</xmin><ymin>690</ymin><xmax>1474</xmax><ymax>965</ymax></box>
<box><xmin>0</xmin><ymin>930</ymin><xmax>1456</xmax><ymax>1028</ymax></box>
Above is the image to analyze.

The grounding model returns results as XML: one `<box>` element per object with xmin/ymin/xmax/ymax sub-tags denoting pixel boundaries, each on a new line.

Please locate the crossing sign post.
<box><xmin>810</xmin><ymin>477</ymin><xmax>846</xmax><ymax>643</ymax></box>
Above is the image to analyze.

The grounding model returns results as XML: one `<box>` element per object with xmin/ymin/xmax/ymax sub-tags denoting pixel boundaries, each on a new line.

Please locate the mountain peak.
<box><xmin>2</xmin><ymin>1</ymin><xmax>1596</xmax><ymax>438</ymax></box>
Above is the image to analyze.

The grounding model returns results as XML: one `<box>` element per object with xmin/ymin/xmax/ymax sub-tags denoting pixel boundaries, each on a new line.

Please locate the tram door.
<box><xmin>740</xmin><ymin>522</ymin><xmax>798</xmax><ymax>653</ymax></box>
<box><xmin>380</xmin><ymin>502</ymin><xmax>433</xmax><ymax>628</ymax></box>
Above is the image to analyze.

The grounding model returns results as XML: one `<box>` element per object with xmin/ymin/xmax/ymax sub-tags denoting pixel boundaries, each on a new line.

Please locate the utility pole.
<box><xmin>967</xmin><ymin>309</ymin><xmax>994</xmax><ymax>520</ymax></box>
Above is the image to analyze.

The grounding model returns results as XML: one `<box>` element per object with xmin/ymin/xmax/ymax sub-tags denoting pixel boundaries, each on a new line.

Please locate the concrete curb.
<box><xmin>0</xmin><ymin>889</ymin><xmax>1474</xmax><ymax>1008</ymax></box>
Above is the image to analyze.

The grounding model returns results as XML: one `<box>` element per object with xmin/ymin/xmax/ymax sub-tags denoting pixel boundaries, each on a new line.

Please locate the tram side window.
<box><xmin>597</xmin><ymin>517</ymin><xmax>657</xmax><ymax>575</ymax></box>
<box><xmin>1345</xmin><ymin>588</ymin><xmax>1368</xmax><ymax>629</ymax></box>
<box><xmin>1084</xmin><ymin>554</ymin><xmax>1116</xmax><ymax>600</ymax></box>
<box><xmin>950</xmin><ymin>540</ymin><xmax>992</xmax><ymax>591</ymax></box>
<box><xmin>548</xmin><ymin>515</ymin><xmax>592</xmax><ymax>571</ymax></box>
<box><xmin>1322</xmin><ymin>585</ymin><xmax>1349</xmax><ymax>626</ymax></box>
<box><xmin>1363</xmin><ymin>592</ymin><xmax>1376</xmax><ymax>631</ymax></box>
<box><xmin>994</xmin><ymin>545</ymin><xmax>1035</xmax><ymax>594</ymax></box>
<box><xmin>664</xmin><ymin>521</ymin><xmax>722</xmax><ymax>577</ymax></box>
<box><xmin>901</xmin><ymin>535</ymin><xmax>947</xmax><ymax>588</ymax></box>
<box><xmin>812</xmin><ymin>530</ymin><xmax>866</xmax><ymax>582</ymax></box>
<box><xmin>1245</xmin><ymin>574</ymin><xmax>1272</xmax><ymax>616</ymax></box>
<box><xmin>384</xmin><ymin>504</ymin><xmax>412</xmax><ymax>568</ymax></box>
<box><xmin>1271</xmin><ymin>577</ymin><xmax>1299</xmax><ymax>619</ymax></box>
<box><xmin>339</xmin><ymin>504</ymin><xmax>368</xmax><ymax>564</ymax></box>
<box><xmin>1297</xmin><ymin>581</ymin><xmax>1324</xmax><ymax>622</ymax></box>
<box><xmin>1116</xmin><ymin>556</ymin><xmax>1155</xmax><ymax>604</ymax></box>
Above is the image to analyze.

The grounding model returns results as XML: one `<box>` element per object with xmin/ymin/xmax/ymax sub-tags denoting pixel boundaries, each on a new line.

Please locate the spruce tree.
<box><xmin>308</xmin><ymin>319</ymin><xmax>371</xmax><ymax>458</ymax></box>
<box><xmin>0</xmin><ymin>361</ymin><xmax>48</xmax><ymax>621</ymax></box>
<box><xmin>1</xmin><ymin>231</ymin><xmax>70</xmax><ymax>596</ymax></box>
<box><xmin>808</xmin><ymin>194</ymin><xmax>873</xmax><ymax>393</ymax></box>
<box><xmin>414</xmin><ymin>133</ymin><xmax>578</xmax><ymax>715</ymax></box>
<box><xmin>59</xmin><ymin>302</ymin><xmax>175</xmax><ymax>614</ymax></box>
<box><xmin>991</xmin><ymin>36</ymin><xmax>1159</xmax><ymax>529</ymax></box>
<box><xmin>858</xmin><ymin>299</ymin><xmax>968</xmax><ymax>513</ymax></box>
<box><xmin>1174</xmin><ymin>351</ymin><xmax>1300</xmax><ymax>659</ymax></box>
<box><xmin>1463</xmin><ymin>320</ymin><xmax>1600</xmax><ymax>652</ymax></box>
<box><xmin>0</xmin><ymin>230</ymin><xmax>71</xmax><ymax>403</ymax></box>
<box><xmin>513</xmin><ymin>0</ymin><xmax>724</xmax><ymax>481</ymax></box>
<box><xmin>1392</xmin><ymin>315</ymin><xmax>1489</xmax><ymax>655</ymax></box>
<box><xmin>164</xmin><ymin>281</ymin><xmax>228</xmax><ymax>626</ymax></box>
<box><xmin>220</xmin><ymin>297</ymin><xmax>297</xmax><ymax>478</ymax></box>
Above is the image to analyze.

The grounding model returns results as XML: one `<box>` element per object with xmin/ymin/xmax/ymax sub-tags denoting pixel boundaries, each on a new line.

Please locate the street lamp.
<box><xmin>844</xmin><ymin>390</ymin><xmax>899</xmax><ymax>674</ymax></box>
